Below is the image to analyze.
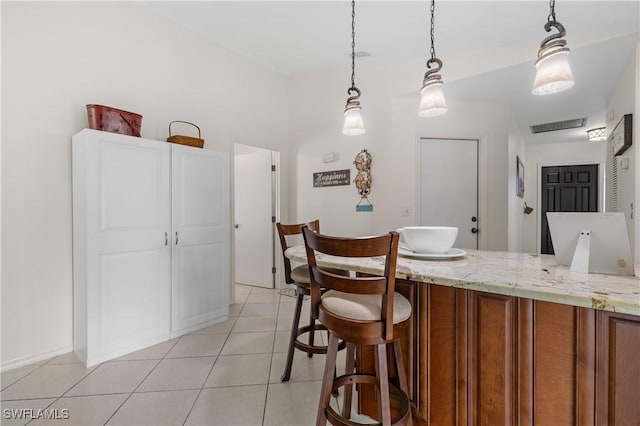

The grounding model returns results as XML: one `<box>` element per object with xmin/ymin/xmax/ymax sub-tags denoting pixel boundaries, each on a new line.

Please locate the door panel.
<box><xmin>419</xmin><ymin>139</ymin><xmax>478</xmax><ymax>249</ymax></box>
<box><xmin>541</xmin><ymin>164</ymin><xmax>598</xmax><ymax>254</ymax></box>
<box><xmin>172</xmin><ymin>146</ymin><xmax>230</xmax><ymax>334</ymax></box>
<box><xmin>468</xmin><ymin>292</ymin><xmax>518</xmax><ymax>426</ymax></box>
<box><xmin>596</xmin><ymin>312</ymin><xmax>640</xmax><ymax>426</ymax></box>
<box><xmin>87</xmin><ymin>136</ymin><xmax>172</xmax><ymax>361</ymax></box>
<box><xmin>234</xmin><ymin>144</ymin><xmax>275</xmax><ymax>288</ymax></box>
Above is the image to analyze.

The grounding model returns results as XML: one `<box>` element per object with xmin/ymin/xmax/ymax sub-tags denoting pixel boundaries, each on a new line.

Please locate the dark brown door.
<box><xmin>541</xmin><ymin>164</ymin><xmax>599</xmax><ymax>254</ymax></box>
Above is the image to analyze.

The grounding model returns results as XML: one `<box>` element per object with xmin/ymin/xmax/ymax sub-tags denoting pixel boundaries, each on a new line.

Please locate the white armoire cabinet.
<box><xmin>72</xmin><ymin>129</ymin><xmax>230</xmax><ymax>367</ymax></box>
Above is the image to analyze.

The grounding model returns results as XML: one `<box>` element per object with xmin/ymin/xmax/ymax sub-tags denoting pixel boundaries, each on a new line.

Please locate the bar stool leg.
<box><xmin>308</xmin><ymin>313</ymin><xmax>315</xmax><ymax>358</ymax></box>
<box><xmin>317</xmin><ymin>333</ymin><xmax>340</xmax><ymax>426</ymax></box>
<box><xmin>281</xmin><ymin>289</ymin><xmax>304</xmax><ymax>382</ymax></box>
<box><xmin>342</xmin><ymin>342</ymin><xmax>356</xmax><ymax>418</ymax></box>
<box><xmin>375</xmin><ymin>343</ymin><xmax>392</xmax><ymax>426</ymax></box>
<box><xmin>393</xmin><ymin>340</ymin><xmax>413</xmax><ymax>426</ymax></box>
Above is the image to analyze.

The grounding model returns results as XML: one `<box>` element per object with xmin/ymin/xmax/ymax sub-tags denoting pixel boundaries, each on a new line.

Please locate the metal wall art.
<box><xmin>354</xmin><ymin>149</ymin><xmax>373</xmax><ymax>212</ymax></box>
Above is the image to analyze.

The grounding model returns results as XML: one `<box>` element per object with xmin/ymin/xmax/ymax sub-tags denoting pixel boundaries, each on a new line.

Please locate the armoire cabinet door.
<box><xmin>74</xmin><ymin>130</ymin><xmax>172</xmax><ymax>366</ymax></box>
<box><xmin>171</xmin><ymin>145</ymin><xmax>230</xmax><ymax>334</ymax></box>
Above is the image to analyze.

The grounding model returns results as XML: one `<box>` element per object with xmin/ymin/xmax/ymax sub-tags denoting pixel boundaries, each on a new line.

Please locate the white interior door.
<box><xmin>419</xmin><ymin>138</ymin><xmax>478</xmax><ymax>249</ymax></box>
<box><xmin>234</xmin><ymin>144</ymin><xmax>276</xmax><ymax>288</ymax></box>
<box><xmin>172</xmin><ymin>146</ymin><xmax>230</xmax><ymax>334</ymax></box>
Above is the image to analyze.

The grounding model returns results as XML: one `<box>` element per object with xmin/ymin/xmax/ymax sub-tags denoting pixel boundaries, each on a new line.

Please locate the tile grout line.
<box><xmin>260</xmin><ymin>285</ymin><xmax>285</xmax><ymax>426</ymax></box>
<box><xmin>100</xmin><ymin>335</ymin><xmax>183</xmax><ymax>425</ymax></box>
<box><xmin>181</xmin><ymin>285</ymin><xmax>247</xmax><ymax>426</ymax></box>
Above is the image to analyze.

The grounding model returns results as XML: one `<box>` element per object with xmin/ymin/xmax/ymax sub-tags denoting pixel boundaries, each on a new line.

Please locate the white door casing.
<box><xmin>418</xmin><ymin>138</ymin><xmax>479</xmax><ymax>249</ymax></box>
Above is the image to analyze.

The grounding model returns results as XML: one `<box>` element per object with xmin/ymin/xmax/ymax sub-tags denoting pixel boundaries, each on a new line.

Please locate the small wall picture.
<box><xmin>516</xmin><ymin>155</ymin><xmax>524</xmax><ymax>198</ymax></box>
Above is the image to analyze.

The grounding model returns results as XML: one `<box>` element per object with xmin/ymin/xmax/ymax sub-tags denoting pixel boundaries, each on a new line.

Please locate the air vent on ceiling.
<box><xmin>530</xmin><ymin>118</ymin><xmax>587</xmax><ymax>134</ymax></box>
<box><xmin>354</xmin><ymin>51</ymin><xmax>371</xmax><ymax>58</ymax></box>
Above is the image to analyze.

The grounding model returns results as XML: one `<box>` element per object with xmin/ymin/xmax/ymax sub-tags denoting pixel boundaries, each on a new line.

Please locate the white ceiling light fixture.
<box><xmin>587</xmin><ymin>127</ymin><xmax>607</xmax><ymax>142</ymax></box>
<box><xmin>419</xmin><ymin>0</ymin><xmax>447</xmax><ymax>118</ymax></box>
<box><xmin>532</xmin><ymin>0</ymin><xmax>575</xmax><ymax>95</ymax></box>
<box><xmin>342</xmin><ymin>0</ymin><xmax>365</xmax><ymax>136</ymax></box>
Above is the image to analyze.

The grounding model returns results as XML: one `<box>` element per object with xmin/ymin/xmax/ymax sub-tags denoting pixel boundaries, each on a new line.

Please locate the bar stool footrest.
<box><xmin>294</xmin><ymin>324</ymin><xmax>346</xmax><ymax>355</ymax></box>
<box><xmin>325</xmin><ymin>373</ymin><xmax>411</xmax><ymax>426</ymax></box>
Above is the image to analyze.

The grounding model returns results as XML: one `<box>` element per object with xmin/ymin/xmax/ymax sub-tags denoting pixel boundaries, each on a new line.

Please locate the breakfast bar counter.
<box><xmin>285</xmin><ymin>246</ymin><xmax>640</xmax><ymax>315</ymax></box>
<box><xmin>285</xmin><ymin>247</ymin><xmax>640</xmax><ymax>426</ymax></box>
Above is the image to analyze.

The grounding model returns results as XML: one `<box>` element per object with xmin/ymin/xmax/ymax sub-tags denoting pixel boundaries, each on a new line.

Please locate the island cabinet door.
<box><xmin>518</xmin><ymin>300</ymin><xmax>596</xmax><ymax>426</ymax></box>
<box><xmin>595</xmin><ymin>311</ymin><xmax>640</xmax><ymax>426</ymax></box>
<box><xmin>463</xmin><ymin>291</ymin><xmax>519</xmax><ymax>426</ymax></box>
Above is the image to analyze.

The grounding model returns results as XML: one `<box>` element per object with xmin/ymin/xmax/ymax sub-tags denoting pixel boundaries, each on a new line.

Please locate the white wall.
<box><xmin>523</xmin><ymin>141</ymin><xmax>607</xmax><ymax>254</ymax></box>
<box><xmin>508</xmin><ymin>113</ymin><xmax>526</xmax><ymax>252</ymax></box>
<box><xmin>606</xmin><ymin>44</ymin><xmax>637</xmax><ymax>260</ymax></box>
<box><xmin>1</xmin><ymin>2</ymin><xmax>288</xmax><ymax>369</ymax></box>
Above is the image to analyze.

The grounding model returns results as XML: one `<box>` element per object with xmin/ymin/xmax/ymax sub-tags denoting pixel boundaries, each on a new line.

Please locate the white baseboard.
<box><xmin>1</xmin><ymin>344</ymin><xmax>73</xmax><ymax>372</ymax></box>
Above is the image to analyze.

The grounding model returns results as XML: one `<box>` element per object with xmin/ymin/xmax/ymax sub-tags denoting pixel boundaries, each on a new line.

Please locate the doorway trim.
<box><xmin>414</xmin><ymin>133</ymin><xmax>489</xmax><ymax>250</ymax></box>
<box><xmin>535</xmin><ymin>160</ymin><xmax>605</xmax><ymax>254</ymax></box>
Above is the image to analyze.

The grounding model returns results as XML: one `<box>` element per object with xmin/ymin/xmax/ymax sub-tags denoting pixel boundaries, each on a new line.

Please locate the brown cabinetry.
<box><xmin>394</xmin><ymin>280</ymin><xmax>638</xmax><ymax>426</ymax></box>
<box><xmin>596</xmin><ymin>311</ymin><xmax>640</xmax><ymax>426</ymax></box>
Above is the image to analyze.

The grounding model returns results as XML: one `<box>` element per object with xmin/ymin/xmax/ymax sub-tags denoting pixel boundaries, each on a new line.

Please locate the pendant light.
<box><xmin>342</xmin><ymin>0</ymin><xmax>365</xmax><ymax>136</ymax></box>
<box><xmin>532</xmin><ymin>0</ymin><xmax>575</xmax><ymax>95</ymax></box>
<box><xmin>419</xmin><ymin>0</ymin><xmax>447</xmax><ymax>117</ymax></box>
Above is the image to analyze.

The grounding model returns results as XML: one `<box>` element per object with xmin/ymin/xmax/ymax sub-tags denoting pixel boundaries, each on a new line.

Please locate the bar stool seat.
<box><xmin>321</xmin><ymin>290</ymin><xmax>412</xmax><ymax>323</ymax></box>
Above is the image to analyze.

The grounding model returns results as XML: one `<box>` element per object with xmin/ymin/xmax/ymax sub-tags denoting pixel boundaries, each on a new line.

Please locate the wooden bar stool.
<box><xmin>302</xmin><ymin>227</ymin><xmax>412</xmax><ymax>426</ymax></box>
<box><xmin>276</xmin><ymin>220</ymin><xmax>346</xmax><ymax>382</ymax></box>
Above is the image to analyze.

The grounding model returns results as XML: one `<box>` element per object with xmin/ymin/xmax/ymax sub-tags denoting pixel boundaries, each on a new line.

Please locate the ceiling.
<box><xmin>140</xmin><ymin>1</ymin><xmax>640</xmax><ymax>144</ymax></box>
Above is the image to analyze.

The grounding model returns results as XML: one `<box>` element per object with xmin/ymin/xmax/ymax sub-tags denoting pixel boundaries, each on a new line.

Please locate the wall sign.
<box><xmin>612</xmin><ymin>113</ymin><xmax>633</xmax><ymax>156</ymax></box>
<box><xmin>313</xmin><ymin>169</ymin><xmax>351</xmax><ymax>187</ymax></box>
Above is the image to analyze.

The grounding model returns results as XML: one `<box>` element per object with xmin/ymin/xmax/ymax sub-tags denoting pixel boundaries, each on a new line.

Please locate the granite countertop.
<box><xmin>285</xmin><ymin>246</ymin><xmax>640</xmax><ymax>315</ymax></box>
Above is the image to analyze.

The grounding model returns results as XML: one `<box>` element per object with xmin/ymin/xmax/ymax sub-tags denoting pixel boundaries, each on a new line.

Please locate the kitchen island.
<box><xmin>285</xmin><ymin>247</ymin><xmax>640</xmax><ymax>426</ymax></box>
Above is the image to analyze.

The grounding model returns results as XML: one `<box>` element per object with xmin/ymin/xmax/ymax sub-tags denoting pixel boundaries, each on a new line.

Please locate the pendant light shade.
<box><xmin>342</xmin><ymin>0</ymin><xmax>365</xmax><ymax>135</ymax></box>
<box><xmin>343</xmin><ymin>90</ymin><xmax>365</xmax><ymax>135</ymax></box>
<box><xmin>419</xmin><ymin>75</ymin><xmax>447</xmax><ymax>117</ymax></box>
<box><xmin>419</xmin><ymin>0</ymin><xmax>447</xmax><ymax>117</ymax></box>
<box><xmin>532</xmin><ymin>0</ymin><xmax>574</xmax><ymax>95</ymax></box>
<box><xmin>532</xmin><ymin>49</ymin><xmax>574</xmax><ymax>95</ymax></box>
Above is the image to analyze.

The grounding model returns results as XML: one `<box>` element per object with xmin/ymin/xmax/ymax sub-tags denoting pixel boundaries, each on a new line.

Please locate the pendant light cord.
<box><xmin>429</xmin><ymin>0</ymin><xmax>436</xmax><ymax>60</ymax></box>
<box><xmin>548</xmin><ymin>0</ymin><xmax>557</xmax><ymax>22</ymax></box>
<box><xmin>423</xmin><ymin>0</ymin><xmax>442</xmax><ymax>80</ymax></box>
<box><xmin>350</xmin><ymin>0</ymin><xmax>356</xmax><ymax>91</ymax></box>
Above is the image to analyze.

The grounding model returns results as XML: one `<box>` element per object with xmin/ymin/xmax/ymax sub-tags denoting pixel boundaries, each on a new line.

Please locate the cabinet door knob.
<box><xmin>165</xmin><ymin>232</ymin><xmax>168</xmax><ymax>246</ymax></box>
<box><xmin>175</xmin><ymin>232</ymin><xmax>179</xmax><ymax>245</ymax></box>
<box><xmin>471</xmin><ymin>227</ymin><xmax>479</xmax><ymax>234</ymax></box>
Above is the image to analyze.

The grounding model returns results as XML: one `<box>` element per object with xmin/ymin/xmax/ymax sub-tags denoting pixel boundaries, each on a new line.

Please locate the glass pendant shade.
<box><xmin>587</xmin><ymin>127</ymin><xmax>607</xmax><ymax>141</ymax></box>
<box><xmin>419</xmin><ymin>82</ymin><xmax>448</xmax><ymax>117</ymax></box>
<box><xmin>532</xmin><ymin>50</ymin><xmax>575</xmax><ymax>95</ymax></box>
<box><xmin>342</xmin><ymin>106</ymin><xmax>365</xmax><ymax>135</ymax></box>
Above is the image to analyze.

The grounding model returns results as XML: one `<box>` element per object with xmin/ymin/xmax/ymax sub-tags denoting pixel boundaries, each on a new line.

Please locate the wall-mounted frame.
<box><xmin>611</xmin><ymin>113</ymin><xmax>633</xmax><ymax>156</ymax></box>
<box><xmin>516</xmin><ymin>155</ymin><xmax>524</xmax><ymax>198</ymax></box>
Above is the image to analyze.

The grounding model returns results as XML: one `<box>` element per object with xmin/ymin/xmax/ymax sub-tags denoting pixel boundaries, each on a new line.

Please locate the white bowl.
<box><xmin>397</xmin><ymin>226</ymin><xmax>458</xmax><ymax>254</ymax></box>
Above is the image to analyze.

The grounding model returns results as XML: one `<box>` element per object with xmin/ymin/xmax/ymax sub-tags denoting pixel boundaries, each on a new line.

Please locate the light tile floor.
<box><xmin>0</xmin><ymin>285</ymin><xmax>357</xmax><ymax>426</ymax></box>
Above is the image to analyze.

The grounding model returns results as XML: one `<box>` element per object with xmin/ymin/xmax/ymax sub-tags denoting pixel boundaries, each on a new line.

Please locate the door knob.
<box><xmin>471</xmin><ymin>227</ymin><xmax>479</xmax><ymax>234</ymax></box>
